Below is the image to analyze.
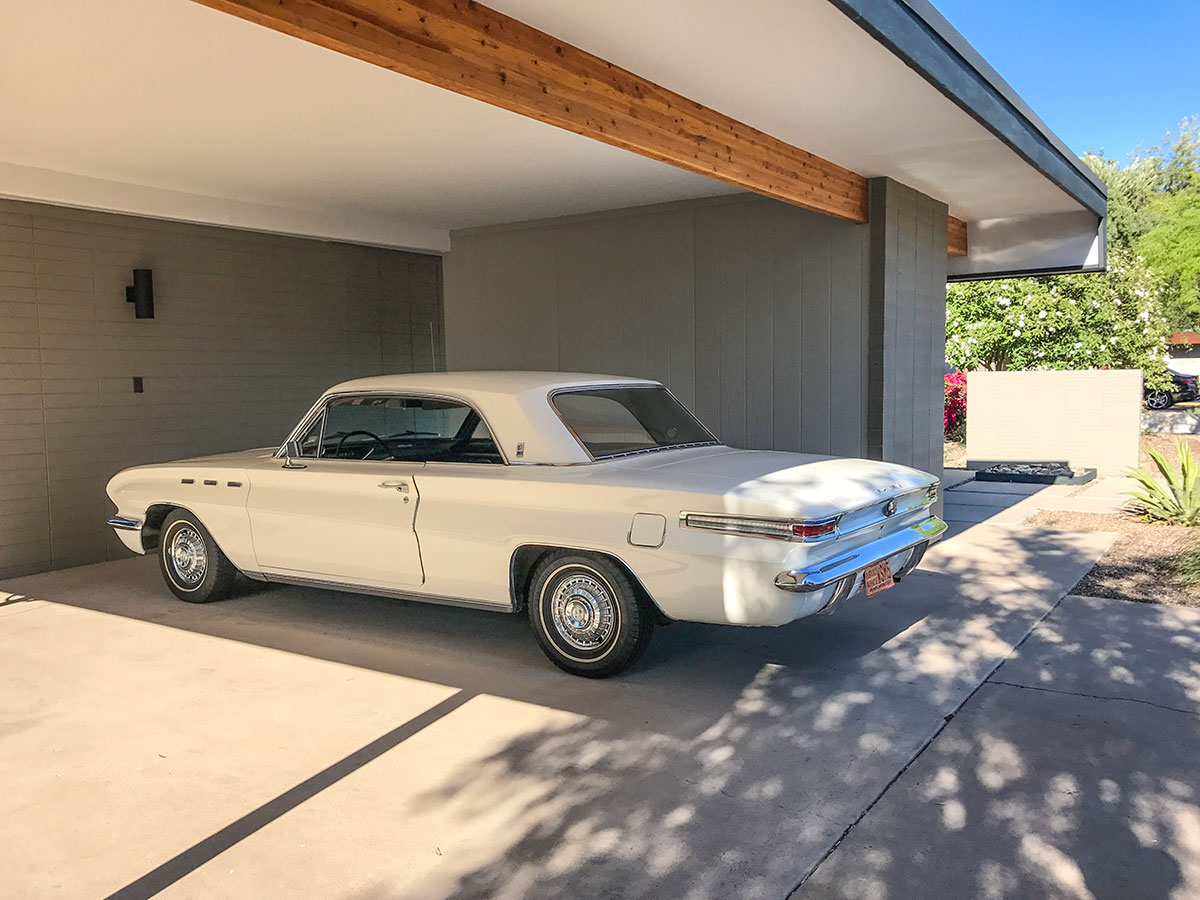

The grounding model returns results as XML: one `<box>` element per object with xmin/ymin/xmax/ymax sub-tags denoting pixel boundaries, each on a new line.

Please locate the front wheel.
<box><xmin>158</xmin><ymin>509</ymin><xmax>238</xmax><ymax>603</ymax></box>
<box><xmin>527</xmin><ymin>552</ymin><xmax>654</xmax><ymax>678</ymax></box>
<box><xmin>1146</xmin><ymin>390</ymin><xmax>1174</xmax><ymax>410</ymax></box>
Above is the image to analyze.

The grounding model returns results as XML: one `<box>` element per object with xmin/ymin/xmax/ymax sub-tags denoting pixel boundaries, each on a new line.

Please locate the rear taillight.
<box><xmin>792</xmin><ymin>520</ymin><xmax>837</xmax><ymax>539</ymax></box>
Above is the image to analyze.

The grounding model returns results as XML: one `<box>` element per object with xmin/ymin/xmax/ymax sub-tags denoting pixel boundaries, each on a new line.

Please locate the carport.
<box><xmin>1</xmin><ymin>0</ymin><xmax>1104</xmax><ymax>579</ymax></box>
<box><xmin>10</xmin><ymin>4</ymin><xmax>1193</xmax><ymax>900</ymax></box>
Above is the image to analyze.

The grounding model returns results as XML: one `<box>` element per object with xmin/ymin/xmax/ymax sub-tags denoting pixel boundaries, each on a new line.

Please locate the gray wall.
<box><xmin>0</xmin><ymin>199</ymin><xmax>443</xmax><ymax>579</ymax></box>
<box><xmin>867</xmin><ymin>179</ymin><xmax>950</xmax><ymax>482</ymax></box>
<box><xmin>444</xmin><ymin>195</ymin><xmax>871</xmax><ymax>457</ymax></box>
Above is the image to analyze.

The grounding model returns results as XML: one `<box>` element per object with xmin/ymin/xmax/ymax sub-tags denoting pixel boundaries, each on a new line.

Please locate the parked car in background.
<box><xmin>1145</xmin><ymin>369</ymin><xmax>1199</xmax><ymax>410</ymax></box>
<box><xmin>107</xmin><ymin>372</ymin><xmax>944</xmax><ymax>677</ymax></box>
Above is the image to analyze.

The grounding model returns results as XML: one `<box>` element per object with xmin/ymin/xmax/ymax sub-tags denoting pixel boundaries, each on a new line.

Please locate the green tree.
<box><xmin>949</xmin><ymin>118</ymin><xmax>1199</xmax><ymax>363</ymax></box>
<box><xmin>1138</xmin><ymin>119</ymin><xmax>1200</xmax><ymax>321</ymax></box>
<box><xmin>1082</xmin><ymin>153</ymin><xmax>1159</xmax><ymax>251</ymax></box>
<box><xmin>946</xmin><ymin>249</ymin><xmax>1170</xmax><ymax>377</ymax></box>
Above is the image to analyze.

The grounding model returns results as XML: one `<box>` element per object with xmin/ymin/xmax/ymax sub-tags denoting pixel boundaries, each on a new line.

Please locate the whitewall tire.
<box><xmin>158</xmin><ymin>509</ymin><xmax>238</xmax><ymax>603</ymax></box>
<box><xmin>528</xmin><ymin>552</ymin><xmax>654</xmax><ymax>678</ymax></box>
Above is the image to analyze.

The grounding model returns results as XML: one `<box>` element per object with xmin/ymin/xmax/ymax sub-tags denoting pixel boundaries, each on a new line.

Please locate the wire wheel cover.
<box><xmin>168</xmin><ymin>525</ymin><xmax>208</xmax><ymax>586</ymax></box>
<box><xmin>550</xmin><ymin>572</ymin><xmax>616</xmax><ymax>651</ymax></box>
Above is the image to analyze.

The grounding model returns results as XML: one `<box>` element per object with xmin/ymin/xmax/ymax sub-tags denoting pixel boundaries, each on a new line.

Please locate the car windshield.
<box><xmin>552</xmin><ymin>387</ymin><xmax>717</xmax><ymax>459</ymax></box>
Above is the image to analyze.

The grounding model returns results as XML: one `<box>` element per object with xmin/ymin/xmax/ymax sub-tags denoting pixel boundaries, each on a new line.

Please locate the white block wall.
<box><xmin>966</xmin><ymin>370</ymin><xmax>1141</xmax><ymax>476</ymax></box>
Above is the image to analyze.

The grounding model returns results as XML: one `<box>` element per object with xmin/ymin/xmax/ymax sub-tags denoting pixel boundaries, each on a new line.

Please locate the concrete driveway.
<box><xmin>2</xmin><ymin>521</ymin><xmax>1196</xmax><ymax>899</ymax></box>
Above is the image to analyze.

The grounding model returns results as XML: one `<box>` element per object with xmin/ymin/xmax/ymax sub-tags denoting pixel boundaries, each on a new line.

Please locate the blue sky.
<box><xmin>932</xmin><ymin>0</ymin><xmax>1199</xmax><ymax>161</ymax></box>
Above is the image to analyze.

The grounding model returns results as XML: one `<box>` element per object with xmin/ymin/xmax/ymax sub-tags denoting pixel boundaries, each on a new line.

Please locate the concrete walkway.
<box><xmin>0</xmin><ymin>521</ymin><xmax>1160</xmax><ymax>900</ymax></box>
<box><xmin>798</xmin><ymin>595</ymin><xmax>1200</xmax><ymax>899</ymax></box>
<box><xmin>942</xmin><ymin>476</ymin><xmax>1141</xmax><ymax>527</ymax></box>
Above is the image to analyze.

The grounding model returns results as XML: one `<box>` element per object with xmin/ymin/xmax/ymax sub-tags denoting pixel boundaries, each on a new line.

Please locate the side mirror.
<box><xmin>282</xmin><ymin>440</ymin><xmax>306</xmax><ymax>469</ymax></box>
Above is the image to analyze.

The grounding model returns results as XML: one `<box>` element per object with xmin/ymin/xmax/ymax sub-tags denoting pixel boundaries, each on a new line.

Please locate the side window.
<box><xmin>296</xmin><ymin>412</ymin><xmax>324</xmax><ymax>458</ymax></box>
<box><xmin>316</xmin><ymin>395</ymin><xmax>503</xmax><ymax>463</ymax></box>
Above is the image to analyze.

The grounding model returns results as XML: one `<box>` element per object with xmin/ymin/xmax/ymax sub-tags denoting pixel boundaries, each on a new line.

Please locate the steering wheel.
<box><xmin>334</xmin><ymin>430</ymin><xmax>393</xmax><ymax>460</ymax></box>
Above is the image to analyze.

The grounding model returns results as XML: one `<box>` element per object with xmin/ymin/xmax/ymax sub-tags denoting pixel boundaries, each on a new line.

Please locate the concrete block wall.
<box><xmin>866</xmin><ymin>179</ymin><xmax>949</xmax><ymax>482</ymax></box>
<box><xmin>0</xmin><ymin>199</ymin><xmax>443</xmax><ymax>579</ymax></box>
<box><xmin>444</xmin><ymin>194</ymin><xmax>871</xmax><ymax>459</ymax></box>
<box><xmin>965</xmin><ymin>369</ymin><xmax>1141</xmax><ymax>476</ymax></box>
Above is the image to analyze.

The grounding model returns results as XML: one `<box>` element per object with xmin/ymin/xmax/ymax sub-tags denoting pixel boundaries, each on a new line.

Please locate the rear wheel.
<box><xmin>158</xmin><ymin>509</ymin><xmax>238</xmax><ymax>603</ymax></box>
<box><xmin>1146</xmin><ymin>390</ymin><xmax>1174</xmax><ymax>410</ymax></box>
<box><xmin>527</xmin><ymin>552</ymin><xmax>654</xmax><ymax>678</ymax></box>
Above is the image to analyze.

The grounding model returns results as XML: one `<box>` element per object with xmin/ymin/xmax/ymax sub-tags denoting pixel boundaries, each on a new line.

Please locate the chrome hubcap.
<box><xmin>169</xmin><ymin>526</ymin><xmax>207</xmax><ymax>586</ymax></box>
<box><xmin>551</xmin><ymin>573</ymin><xmax>615</xmax><ymax>650</ymax></box>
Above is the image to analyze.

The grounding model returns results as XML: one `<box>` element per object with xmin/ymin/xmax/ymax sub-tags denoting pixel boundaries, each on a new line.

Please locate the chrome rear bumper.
<box><xmin>774</xmin><ymin>516</ymin><xmax>947</xmax><ymax>592</ymax></box>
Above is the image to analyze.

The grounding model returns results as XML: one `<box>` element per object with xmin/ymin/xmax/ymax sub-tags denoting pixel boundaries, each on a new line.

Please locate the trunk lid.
<box><xmin>619</xmin><ymin>447</ymin><xmax>936</xmax><ymax>519</ymax></box>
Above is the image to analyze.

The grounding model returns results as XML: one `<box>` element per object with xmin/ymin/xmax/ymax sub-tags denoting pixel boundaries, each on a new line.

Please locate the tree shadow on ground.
<box><xmin>800</xmin><ymin>596</ymin><xmax>1200</xmax><ymax>900</ymax></box>
<box><xmin>3</xmin><ymin>525</ymin><xmax>1160</xmax><ymax>900</ymax></box>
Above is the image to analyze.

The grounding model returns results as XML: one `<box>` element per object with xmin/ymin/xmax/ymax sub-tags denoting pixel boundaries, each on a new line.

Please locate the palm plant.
<box><xmin>1126</xmin><ymin>440</ymin><xmax>1200</xmax><ymax>525</ymax></box>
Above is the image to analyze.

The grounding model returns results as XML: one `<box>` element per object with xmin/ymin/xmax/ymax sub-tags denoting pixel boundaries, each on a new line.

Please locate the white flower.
<box><xmin>1013</xmin><ymin>329</ymin><xmax>1022</xmax><ymax>337</ymax></box>
<box><xmin>998</xmin><ymin>297</ymin><xmax>1011</xmax><ymax>306</ymax></box>
<box><xmin>1038</xmin><ymin>310</ymin><xmax>1048</xmax><ymax>319</ymax></box>
<box><xmin>1109</xmin><ymin>336</ymin><xmax>1118</xmax><ymax>343</ymax></box>
<box><xmin>1075</xmin><ymin>342</ymin><xmax>1082</xmax><ymax>348</ymax></box>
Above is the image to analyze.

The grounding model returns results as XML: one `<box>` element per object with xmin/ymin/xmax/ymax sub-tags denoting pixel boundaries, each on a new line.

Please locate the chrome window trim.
<box><xmin>274</xmin><ymin>390</ymin><xmax>510</xmax><ymax>466</ymax></box>
<box><xmin>547</xmin><ymin>383</ymin><xmax>719</xmax><ymax>463</ymax></box>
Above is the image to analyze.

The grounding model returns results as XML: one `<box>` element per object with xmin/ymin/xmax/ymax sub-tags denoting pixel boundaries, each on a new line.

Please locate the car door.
<box><xmin>247</xmin><ymin>394</ymin><xmax>425</xmax><ymax>588</ymax></box>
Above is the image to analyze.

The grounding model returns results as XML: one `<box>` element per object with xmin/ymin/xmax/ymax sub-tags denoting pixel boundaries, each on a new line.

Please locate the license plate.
<box><xmin>864</xmin><ymin>559</ymin><xmax>895</xmax><ymax>597</ymax></box>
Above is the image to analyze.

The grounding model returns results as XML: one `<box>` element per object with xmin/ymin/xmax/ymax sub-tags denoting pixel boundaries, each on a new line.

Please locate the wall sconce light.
<box><xmin>125</xmin><ymin>268</ymin><xmax>154</xmax><ymax>319</ymax></box>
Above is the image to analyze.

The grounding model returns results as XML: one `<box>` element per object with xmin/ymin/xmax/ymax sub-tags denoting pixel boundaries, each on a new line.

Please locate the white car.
<box><xmin>107</xmin><ymin>372</ymin><xmax>945</xmax><ymax>677</ymax></box>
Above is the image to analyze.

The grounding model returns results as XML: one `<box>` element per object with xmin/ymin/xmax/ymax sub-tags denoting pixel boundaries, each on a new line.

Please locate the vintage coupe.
<box><xmin>107</xmin><ymin>372</ymin><xmax>945</xmax><ymax>677</ymax></box>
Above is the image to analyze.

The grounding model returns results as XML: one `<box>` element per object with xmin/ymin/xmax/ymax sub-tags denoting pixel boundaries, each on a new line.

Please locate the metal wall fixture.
<box><xmin>125</xmin><ymin>268</ymin><xmax>154</xmax><ymax>318</ymax></box>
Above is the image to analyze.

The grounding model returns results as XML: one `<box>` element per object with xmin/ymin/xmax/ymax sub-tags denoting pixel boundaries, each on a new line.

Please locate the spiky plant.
<box><xmin>1126</xmin><ymin>440</ymin><xmax>1200</xmax><ymax>526</ymax></box>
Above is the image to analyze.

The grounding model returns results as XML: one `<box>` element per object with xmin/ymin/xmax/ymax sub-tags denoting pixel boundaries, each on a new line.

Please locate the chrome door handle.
<box><xmin>378</xmin><ymin>481</ymin><xmax>409</xmax><ymax>493</ymax></box>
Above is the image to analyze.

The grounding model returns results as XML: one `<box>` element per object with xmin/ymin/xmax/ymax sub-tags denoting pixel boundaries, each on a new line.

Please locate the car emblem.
<box><xmin>883</xmin><ymin>498</ymin><xmax>897</xmax><ymax>517</ymax></box>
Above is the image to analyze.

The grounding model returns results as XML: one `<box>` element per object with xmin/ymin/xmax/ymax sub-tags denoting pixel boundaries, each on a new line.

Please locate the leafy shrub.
<box><xmin>1170</xmin><ymin>544</ymin><xmax>1200</xmax><ymax>587</ymax></box>
<box><xmin>1126</xmin><ymin>440</ymin><xmax>1200</xmax><ymax>525</ymax></box>
<box><xmin>944</xmin><ymin>372</ymin><xmax>966</xmax><ymax>441</ymax></box>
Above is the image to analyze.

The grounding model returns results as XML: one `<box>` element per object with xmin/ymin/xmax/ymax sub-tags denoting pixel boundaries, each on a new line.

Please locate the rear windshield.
<box><xmin>552</xmin><ymin>387</ymin><xmax>716</xmax><ymax>459</ymax></box>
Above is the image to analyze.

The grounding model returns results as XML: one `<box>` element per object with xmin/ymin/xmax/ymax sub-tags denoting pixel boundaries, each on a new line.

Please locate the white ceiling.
<box><xmin>0</xmin><ymin>0</ymin><xmax>1088</xmax><ymax>253</ymax></box>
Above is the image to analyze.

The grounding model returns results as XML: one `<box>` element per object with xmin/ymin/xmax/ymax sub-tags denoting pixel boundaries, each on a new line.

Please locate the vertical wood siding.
<box><xmin>444</xmin><ymin>195</ymin><xmax>871</xmax><ymax>457</ymax></box>
<box><xmin>866</xmin><ymin>178</ymin><xmax>950</xmax><ymax>480</ymax></box>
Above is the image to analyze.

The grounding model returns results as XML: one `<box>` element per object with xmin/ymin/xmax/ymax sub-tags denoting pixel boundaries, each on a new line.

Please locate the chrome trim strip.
<box><xmin>774</xmin><ymin>516</ymin><xmax>948</xmax><ymax>592</ymax></box>
<box><xmin>679</xmin><ymin>511</ymin><xmax>841</xmax><ymax>543</ymax></box>
<box><xmin>107</xmin><ymin>516</ymin><xmax>141</xmax><ymax>531</ymax></box>
<box><xmin>259</xmin><ymin>572</ymin><xmax>515</xmax><ymax>613</ymax></box>
<box><xmin>835</xmin><ymin>487</ymin><xmax>938</xmax><ymax>538</ymax></box>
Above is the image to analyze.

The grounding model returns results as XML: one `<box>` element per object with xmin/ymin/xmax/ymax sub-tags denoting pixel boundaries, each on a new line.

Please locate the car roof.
<box><xmin>326</xmin><ymin>370</ymin><xmax>659</xmax><ymax>395</ymax></box>
<box><xmin>318</xmin><ymin>371</ymin><xmax>665</xmax><ymax>465</ymax></box>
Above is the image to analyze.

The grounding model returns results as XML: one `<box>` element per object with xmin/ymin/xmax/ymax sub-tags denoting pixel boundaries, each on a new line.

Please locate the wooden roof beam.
<box><xmin>193</xmin><ymin>0</ymin><xmax>968</xmax><ymax>253</ymax></box>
